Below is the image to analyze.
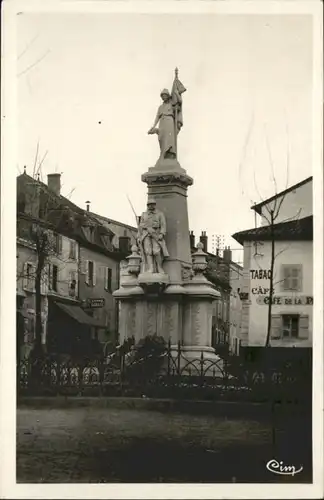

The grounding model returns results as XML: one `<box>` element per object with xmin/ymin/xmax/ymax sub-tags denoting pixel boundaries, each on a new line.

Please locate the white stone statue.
<box><xmin>137</xmin><ymin>197</ymin><xmax>169</xmax><ymax>274</ymax></box>
<box><xmin>148</xmin><ymin>68</ymin><xmax>186</xmax><ymax>160</ymax></box>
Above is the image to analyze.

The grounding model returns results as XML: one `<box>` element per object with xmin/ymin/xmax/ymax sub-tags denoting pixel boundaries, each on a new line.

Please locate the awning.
<box><xmin>54</xmin><ymin>302</ymin><xmax>105</xmax><ymax>328</ymax></box>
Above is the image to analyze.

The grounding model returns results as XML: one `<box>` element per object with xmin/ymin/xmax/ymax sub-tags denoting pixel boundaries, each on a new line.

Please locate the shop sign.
<box><xmin>85</xmin><ymin>298</ymin><xmax>105</xmax><ymax>309</ymax></box>
<box><xmin>256</xmin><ymin>295</ymin><xmax>313</xmax><ymax>306</ymax></box>
<box><xmin>250</xmin><ymin>269</ymin><xmax>272</xmax><ymax>280</ymax></box>
<box><xmin>252</xmin><ymin>286</ymin><xmax>269</xmax><ymax>295</ymax></box>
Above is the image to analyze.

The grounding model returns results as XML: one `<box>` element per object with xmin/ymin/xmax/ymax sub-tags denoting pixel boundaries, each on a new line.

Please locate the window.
<box><xmin>55</xmin><ymin>234</ymin><xmax>63</xmax><ymax>255</ymax></box>
<box><xmin>281</xmin><ymin>264</ymin><xmax>302</xmax><ymax>292</ymax></box>
<box><xmin>23</xmin><ymin>262</ymin><xmax>35</xmax><ymax>291</ymax></box>
<box><xmin>50</xmin><ymin>264</ymin><xmax>58</xmax><ymax>292</ymax></box>
<box><xmin>86</xmin><ymin>260</ymin><xmax>96</xmax><ymax>287</ymax></box>
<box><xmin>26</xmin><ymin>263</ymin><xmax>33</xmax><ymax>289</ymax></box>
<box><xmin>104</xmin><ymin>267</ymin><xmax>112</xmax><ymax>292</ymax></box>
<box><xmin>272</xmin><ymin>314</ymin><xmax>309</xmax><ymax>341</ymax></box>
<box><xmin>24</xmin><ymin>315</ymin><xmax>35</xmax><ymax>344</ymax></box>
<box><xmin>69</xmin><ymin>270</ymin><xmax>77</xmax><ymax>297</ymax></box>
<box><xmin>282</xmin><ymin>315</ymin><xmax>299</xmax><ymax>338</ymax></box>
<box><xmin>69</xmin><ymin>240</ymin><xmax>77</xmax><ymax>260</ymax></box>
<box><xmin>88</xmin><ymin>261</ymin><xmax>94</xmax><ymax>286</ymax></box>
<box><xmin>48</xmin><ymin>264</ymin><xmax>52</xmax><ymax>290</ymax></box>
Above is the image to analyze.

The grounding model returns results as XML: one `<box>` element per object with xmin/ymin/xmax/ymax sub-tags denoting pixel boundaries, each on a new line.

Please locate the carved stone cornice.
<box><xmin>141</xmin><ymin>170</ymin><xmax>193</xmax><ymax>188</ymax></box>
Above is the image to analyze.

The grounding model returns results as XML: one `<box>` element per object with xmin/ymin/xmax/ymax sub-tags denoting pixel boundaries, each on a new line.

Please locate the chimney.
<box><xmin>189</xmin><ymin>230</ymin><xmax>195</xmax><ymax>249</ymax></box>
<box><xmin>223</xmin><ymin>246</ymin><xmax>232</xmax><ymax>262</ymax></box>
<box><xmin>199</xmin><ymin>231</ymin><xmax>208</xmax><ymax>253</ymax></box>
<box><xmin>86</xmin><ymin>200</ymin><xmax>91</xmax><ymax>212</ymax></box>
<box><xmin>47</xmin><ymin>173</ymin><xmax>61</xmax><ymax>196</ymax></box>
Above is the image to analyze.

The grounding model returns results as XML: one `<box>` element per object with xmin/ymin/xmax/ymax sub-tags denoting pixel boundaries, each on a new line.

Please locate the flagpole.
<box><xmin>126</xmin><ymin>194</ymin><xmax>145</xmax><ymax>267</ymax></box>
<box><xmin>174</xmin><ymin>67</ymin><xmax>178</xmax><ymax>158</ymax></box>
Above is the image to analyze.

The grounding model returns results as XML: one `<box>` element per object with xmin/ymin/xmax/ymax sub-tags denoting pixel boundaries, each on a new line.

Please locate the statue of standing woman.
<box><xmin>148</xmin><ymin>68</ymin><xmax>186</xmax><ymax>160</ymax></box>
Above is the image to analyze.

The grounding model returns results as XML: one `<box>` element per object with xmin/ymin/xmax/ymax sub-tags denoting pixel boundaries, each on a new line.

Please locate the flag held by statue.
<box><xmin>172</xmin><ymin>70</ymin><xmax>186</xmax><ymax>132</ymax></box>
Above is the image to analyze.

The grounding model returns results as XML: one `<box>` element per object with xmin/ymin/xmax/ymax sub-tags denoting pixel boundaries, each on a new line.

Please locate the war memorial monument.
<box><xmin>113</xmin><ymin>69</ymin><xmax>220</xmax><ymax>363</ymax></box>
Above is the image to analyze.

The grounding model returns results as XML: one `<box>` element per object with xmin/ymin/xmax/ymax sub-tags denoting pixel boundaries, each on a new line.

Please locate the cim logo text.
<box><xmin>266</xmin><ymin>459</ymin><xmax>303</xmax><ymax>476</ymax></box>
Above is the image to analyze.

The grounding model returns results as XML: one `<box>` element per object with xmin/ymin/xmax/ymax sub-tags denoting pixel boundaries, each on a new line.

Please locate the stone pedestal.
<box><xmin>114</xmin><ymin>286</ymin><xmax>185</xmax><ymax>345</ymax></box>
<box><xmin>113</xmin><ymin>158</ymin><xmax>221</xmax><ymax>370</ymax></box>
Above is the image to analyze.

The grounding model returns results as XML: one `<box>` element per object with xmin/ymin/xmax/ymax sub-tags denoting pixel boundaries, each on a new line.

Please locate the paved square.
<box><xmin>16</xmin><ymin>406</ymin><xmax>308</xmax><ymax>483</ymax></box>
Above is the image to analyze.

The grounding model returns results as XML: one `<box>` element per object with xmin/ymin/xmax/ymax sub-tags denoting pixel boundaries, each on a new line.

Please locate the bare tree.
<box><xmin>252</xmin><ymin>126</ymin><xmax>302</xmax><ymax>347</ymax></box>
<box><xmin>17</xmin><ymin>154</ymin><xmax>78</xmax><ymax>365</ymax></box>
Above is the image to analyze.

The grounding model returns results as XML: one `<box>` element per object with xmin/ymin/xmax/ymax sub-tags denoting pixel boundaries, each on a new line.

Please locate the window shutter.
<box><xmin>55</xmin><ymin>234</ymin><xmax>59</xmax><ymax>253</ymax></box>
<box><xmin>104</xmin><ymin>267</ymin><xmax>108</xmax><ymax>290</ymax></box>
<box><xmin>32</xmin><ymin>264</ymin><xmax>37</xmax><ymax>292</ymax></box>
<box><xmin>281</xmin><ymin>264</ymin><xmax>303</xmax><ymax>292</ymax></box>
<box><xmin>31</xmin><ymin>315</ymin><xmax>36</xmax><ymax>342</ymax></box>
<box><xmin>40</xmin><ymin>267</ymin><xmax>46</xmax><ymax>295</ymax></box>
<box><xmin>108</xmin><ymin>268</ymin><xmax>112</xmax><ymax>292</ymax></box>
<box><xmin>93</xmin><ymin>262</ymin><xmax>96</xmax><ymax>287</ymax></box>
<box><xmin>299</xmin><ymin>315</ymin><xmax>309</xmax><ymax>339</ymax></box>
<box><xmin>23</xmin><ymin>262</ymin><xmax>28</xmax><ymax>290</ymax></box>
<box><xmin>281</xmin><ymin>265</ymin><xmax>290</xmax><ymax>291</ymax></box>
<box><xmin>85</xmin><ymin>260</ymin><xmax>89</xmax><ymax>285</ymax></box>
<box><xmin>48</xmin><ymin>264</ymin><xmax>53</xmax><ymax>290</ymax></box>
<box><xmin>298</xmin><ymin>265</ymin><xmax>303</xmax><ymax>292</ymax></box>
<box><xmin>59</xmin><ymin>235</ymin><xmax>63</xmax><ymax>254</ymax></box>
<box><xmin>70</xmin><ymin>240</ymin><xmax>76</xmax><ymax>259</ymax></box>
<box><xmin>271</xmin><ymin>314</ymin><xmax>282</xmax><ymax>340</ymax></box>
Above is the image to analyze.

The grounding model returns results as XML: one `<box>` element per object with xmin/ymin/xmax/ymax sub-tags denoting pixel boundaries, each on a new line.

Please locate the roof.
<box><xmin>252</xmin><ymin>177</ymin><xmax>312</xmax><ymax>215</ymax></box>
<box><xmin>17</xmin><ymin>173</ymin><xmax>120</xmax><ymax>257</ymax></box>
<box><xmin>90</xmin><ymin>211</ymin><xmax>137</xmax><ymax>232</ymax></box>
<box><xmin>232</xmin><ymin>215</ymin><xmax>313</xmax><ymax>246</ymax></box>
<box><xmin>54</xmin><ymin>302</ymin><xmax>105</xmax><ymax>328</ymax></box>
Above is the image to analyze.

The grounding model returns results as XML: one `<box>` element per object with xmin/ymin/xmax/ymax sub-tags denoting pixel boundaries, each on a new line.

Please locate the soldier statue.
<box><xmin>137</xmin><ymin>196</ymin><xmax>169</xmax><ymax>274</ymax></box>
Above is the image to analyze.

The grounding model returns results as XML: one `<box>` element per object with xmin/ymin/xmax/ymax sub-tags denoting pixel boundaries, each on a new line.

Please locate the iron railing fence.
<box><xmin>17</xmin><ymin>340</ymin><xmax>312</xmax><ymax>404</ymax></box>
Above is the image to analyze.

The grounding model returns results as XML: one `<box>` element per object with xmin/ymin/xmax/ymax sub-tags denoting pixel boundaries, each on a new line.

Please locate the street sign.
<box><xmin>86</xmin><ymin>298</ymin><xmax>105</xmax><ymax>309</ymax></box>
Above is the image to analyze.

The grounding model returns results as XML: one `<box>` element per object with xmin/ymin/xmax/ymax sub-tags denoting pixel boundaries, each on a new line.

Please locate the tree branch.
<box><xmin>239</xmin><ymin>111</ymin><xmax>255</xmax><ymax>198</ymax></box>
<box><xmin>277</xmin><ymin>208</ymin><xmax>302</xmax><ymax>225</ymax></box>
<box><xmin>264</xmin><ymin>123</ymin><xmax>278</xmax><ymax>213</ymax></box>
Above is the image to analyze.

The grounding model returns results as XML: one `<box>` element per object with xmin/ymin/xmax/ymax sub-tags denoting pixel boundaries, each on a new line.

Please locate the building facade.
<box><xmin>78</xmin><ymin>246</ymin><xmax>121</xmax><ymax>347</ymax></box>
<box><xmin>228</xmin><ymin>260</ymin><xmax>244</xmax><ymax>354</ymax></box>
<box><xmin>190</xmin><ymin>231</ymin><xmax>243</xmax><ymax>354</ymax></box>
<box><xmin>16</xmin><ymin>172</ymin><xmax>123</xmax><ymax>360</ymax></box>
<box><xmin>233</xmin><ymin>177</ymin><xmax>313</xmax><ymax>348</ymax></box>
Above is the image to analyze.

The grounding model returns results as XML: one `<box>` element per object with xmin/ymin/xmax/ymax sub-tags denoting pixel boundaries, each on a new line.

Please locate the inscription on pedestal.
<box><xmin>147</xmin><ymin>302</ymin><xmax>157</xmax><ymax>336</ymax></box>
<box><xmin>192</xmin><ymin>303</ymin><xmax>201</xmax><ymax>344</ymax></box>
<box><xmin>126</xmin><ymin>306</ymin><xmax>136</xmax><ymax>338</ymax></box>
<box><xmin>155</xmin><ymin>194</ymin><xmax>173</xmax><ymax>199</ymax></box>
<box><xmin>164</xmin><ymin>302</ymin><xmax>174</xmax><ymax>338</ymax></box>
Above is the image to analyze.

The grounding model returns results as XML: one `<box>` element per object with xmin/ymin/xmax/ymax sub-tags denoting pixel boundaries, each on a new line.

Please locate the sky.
<box><xmin>17</xmin><ymin>11</ymin><xmax>313</xmax><ymax>262</ymax></box>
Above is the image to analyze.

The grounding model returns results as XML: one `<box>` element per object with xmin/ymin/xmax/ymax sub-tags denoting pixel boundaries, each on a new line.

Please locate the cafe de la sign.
<box><xmin>232</xmin><ymin>176</ymin><xmax>313</xmax><ymax>348</ymax></box>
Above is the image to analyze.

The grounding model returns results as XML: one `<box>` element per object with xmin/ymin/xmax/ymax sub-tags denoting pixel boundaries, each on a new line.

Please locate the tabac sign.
<box><xmin>256</xmin><ymin>295</ymin><xmax>313</xmax><ymax>306</ymax></box>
